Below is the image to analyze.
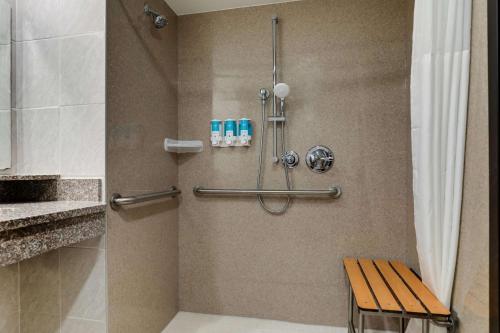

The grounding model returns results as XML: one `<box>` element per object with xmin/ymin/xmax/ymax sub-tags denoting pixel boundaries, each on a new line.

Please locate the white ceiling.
<box><xmin>164</xmin><ymin>0</ymin><xmax>301</xmax><ymax>15</ymax></box>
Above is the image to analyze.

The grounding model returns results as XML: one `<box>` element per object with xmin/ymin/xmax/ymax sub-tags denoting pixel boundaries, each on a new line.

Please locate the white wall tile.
<box><xmin>0</xmin><ymin>44</ymin><xmax>10</xmax><ymax>109</ymax></box>
<box><xmin>60</xmin><ymin>0</ymin><xmax>105</xmax><ymax>36</ymax></box>
<box><xmin>61</xmin><ymin>318</ymin><xmax>106</xmax><ymax>333</ymax></box>
<box><xmin>19</xmin><ymin>250</ymin><xmax>60</xmax><ymax>315</ymax></box>
<box><xmin>0</xmin><ymin>42</ymin><xmax>10</xmax><ymax>170</ymax></box>
<box><xmin>0</xmin><ymin>311</ymin><xmax>19</xmax><ymax>333</ymax></box>
<box><xmin>60</xmin><ymin>104</ymin><xmax>104</xmax><ymax>176</ymax></box>
<box><xmin>15</xmin><ymin>107</ymin><xmax>59</xmax><ymax>174</ymax></box>
<box><xmin>15</xmin><ymin>0</ymin><xmax>60</xmax><ymax>41</ymax></box>
<box><xmin>3</xmin><ymin>107</ymin><xmax>17</xmax><ymax>174</ymax></box>
<box><xmin>20</xmin><ymin>312</ymin><xmax>60</xmax><ymax>333</ymax></box>
<box><xmin>14</xmin><ymin>39</ymin><xmax>60</xmax><ymax>108</ymax></box>
<box><xmin>0</xmin><ymin>264</ymin><xmax>19</xmax><ymax>333</ymax></box>
<box><xmin>0</xmin><ymin>265</ymin><xmax>19</xmax><ymax>320</ymax></box>
<box><xmin>60</xmin><ymin>248</ymin><xmax>106</xmax><ymax>321</ymax></box>
<box><xmin>7</xmin><ymin>0</ymin><xmax>108</xmax><ymax>330</ymax></box>
<box><xmin>0</xmin><ymin>110</ymin><xmax>11</xmax><ymax>170</ymax></box>
<box><xmin>0</xmin><ymin>0</ymin><xmax>12</xmax><ymax>44</ymax></box>
<box><xmin>60</xmin><ymin>34</ymin><xmax>105</xmax><ymax>106</ymax></box>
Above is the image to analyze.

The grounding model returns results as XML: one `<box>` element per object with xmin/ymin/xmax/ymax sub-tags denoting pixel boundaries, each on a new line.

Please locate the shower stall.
<box><xmin>107</xmin><ymin>1</ymin><xmax>419</xmax><ymax>331</ymax></box>
<box><xmin>0</xmin><ymin>0</ymin><xmax>489</xmax><ymax>332</ymax></box>
<box><xmin>105</xmin><ymin>0</ymin><xmax>488</xmax><ymax>332</ymax></box>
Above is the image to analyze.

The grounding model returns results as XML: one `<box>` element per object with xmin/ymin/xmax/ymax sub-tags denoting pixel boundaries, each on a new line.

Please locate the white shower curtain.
<box><xmin>409</xmin><ymin>0</ymin><xmax>472</xmax><ymax>331</ymax></box>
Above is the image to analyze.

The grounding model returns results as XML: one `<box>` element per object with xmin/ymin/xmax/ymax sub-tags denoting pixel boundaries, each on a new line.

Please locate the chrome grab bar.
<box><xmin>110</xmin><ymin>186</ymin><xmax>181</xmax><ymax>210</ymax></box>
<box><xmin>193</xmin><ymin>186</ymin><xmax>342</xmax><ymax>199</ymax></box>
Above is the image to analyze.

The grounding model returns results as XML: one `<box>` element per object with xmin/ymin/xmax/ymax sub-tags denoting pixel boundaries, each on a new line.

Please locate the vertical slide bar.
<box><xmin>271</xmin><ymin>16</ymin><xmax>278</xmax><ymax>163</ymax></box>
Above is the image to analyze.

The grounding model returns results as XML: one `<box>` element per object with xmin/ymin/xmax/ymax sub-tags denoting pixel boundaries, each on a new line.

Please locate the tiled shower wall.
<box><xmin>452</xmin><ymin>0</ymin><xmax>490</xmax><ymax>330</ymax></box>
<box><xmin>106</xmin><ymin>0</ymin><xmax>179</xmax><ymax>332</ymax></box>
<box><xmin>3</xmin><ymin>0</ymin><xmax>105</xmax><ymax>179</ymax></box>
<box><xmin>0</xmin><ymin>0</ymin><xmax>107</xmax><ymax>332</ymax></box>
<box><xmin>0</xmin><ymin>0</ymin><xmax>11</xmax><ymax>169</ymax></box>
<box><xmin>177</xmin><ymin>0</ymin><xmax>416</xmax><ymax>329</ymax></box>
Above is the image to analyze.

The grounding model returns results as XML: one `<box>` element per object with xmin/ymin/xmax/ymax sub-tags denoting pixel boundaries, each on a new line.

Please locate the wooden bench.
<box><xmin>343</xmin><ymin>258</ymin><xmax>456</xmax><ymax>333</ymax></box>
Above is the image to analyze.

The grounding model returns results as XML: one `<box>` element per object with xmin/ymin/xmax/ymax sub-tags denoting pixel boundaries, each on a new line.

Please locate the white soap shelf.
<box><xmin>164</xmin><ymin>138</ymin><xmax>203</xmax><ymax>153</ymax></box>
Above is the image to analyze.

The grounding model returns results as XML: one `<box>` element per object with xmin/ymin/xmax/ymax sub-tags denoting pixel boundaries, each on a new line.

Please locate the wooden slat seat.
<box><xmin>343</xmin><ymin>258</ymin><xmax>451</xmax><ymax>319</ymax></box>
<box><xmin>358</xmin><ymin>259</ymin><xmax>401</xmax><ymax>312</ymax></box>
<box><xmin>343</xmin><ymin>258</ymin><xmax>378</xmax><ymax>311</ymax></box>
<box><xmin>374</xmin><ymin>259</ymin><xmax>426</xmax><ymax>314</ymax></box>
<box><xmin>390</xmin><ymin>260</ymin><xmax>451</xmax><ymax>316</ymax></box>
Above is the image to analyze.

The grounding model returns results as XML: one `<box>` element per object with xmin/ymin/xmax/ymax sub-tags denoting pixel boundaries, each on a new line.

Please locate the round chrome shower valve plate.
<box><xmin>306</xmin><ymin>146</ymin><xmax>334</xmax><ymax>173</ymax></box>
<box><xmin>282</xmin><ymin>151</ymin><xmax>300</xmax><ymax>169</ymax></box>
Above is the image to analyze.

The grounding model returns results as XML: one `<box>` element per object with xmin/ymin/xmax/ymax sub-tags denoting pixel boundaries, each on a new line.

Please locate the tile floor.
<box><xmin>163</xmin><ymin>312</ymin><xmax>390</xmax><ymax>333</ymax></box>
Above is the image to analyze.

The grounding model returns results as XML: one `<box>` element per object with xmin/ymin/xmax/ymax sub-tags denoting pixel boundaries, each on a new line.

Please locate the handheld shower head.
<box><xmin>273</xmin><ymin>83</ymin><xmax>290</xmax><ymax>99</ymax></box>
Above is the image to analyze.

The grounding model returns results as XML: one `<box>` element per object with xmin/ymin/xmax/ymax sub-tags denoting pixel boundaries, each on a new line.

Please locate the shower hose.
<box><xmin>257</xmin><ymin>96</ymin><xmax>292</xmax><ymax>215</ymax></box>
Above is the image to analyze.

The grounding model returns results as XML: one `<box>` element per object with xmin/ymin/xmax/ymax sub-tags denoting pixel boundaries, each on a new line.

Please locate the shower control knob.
<box><xmin>282</xmin><ymin>151</ymin><xmax>299</xmax><ymax>169</ymax></box>
<box><xmin>306</xmin><ymin>146</ymin><xmax>334</xmax><ymax>173</ymax></box>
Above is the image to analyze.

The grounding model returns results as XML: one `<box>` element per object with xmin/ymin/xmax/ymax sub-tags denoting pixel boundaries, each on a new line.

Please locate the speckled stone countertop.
<box><xmin>0</xmin><ymin>201</ymin><xmax>106</xmax><ymax>232</ymax></box>
<box><xmin>0</xmin><ymin>177</ymin><xmax>106</xmax><ymax>266</ymax></box>
<box><xmin>0</xmin><ymin>210</ymin><xmax>105</xmax><ymax>266</ymax></box>
<box><xmin>0</xmin><ymin>175</ymin><xmax>60</xmax><ymax>181</ymax></box>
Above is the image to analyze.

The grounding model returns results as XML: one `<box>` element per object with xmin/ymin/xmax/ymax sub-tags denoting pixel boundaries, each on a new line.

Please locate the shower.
<box><xmin>256</xmin><ymin>16</ymin><xmax>294</xmax><ymax>215</ymax></box>
<box><xmin>192</xmin><ymin>15</ymin><xmax>341</xmax><ymax>209</ymax></box>
<box><xmin>144</xmin><ymin>4</ymin><xmax>168</xmax><ymax>29</ymax></box>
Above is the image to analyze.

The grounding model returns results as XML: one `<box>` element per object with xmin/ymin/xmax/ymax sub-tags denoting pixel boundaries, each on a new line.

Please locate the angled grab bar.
<box><xmin>193</xmin><ymin>186</ymin><xmax>342</xmax><ymax>199</ymax></box>
<box><xmin>110</xmin><ymin>186</ymin><xmax>181</xmax><ymax>210</ymax></box>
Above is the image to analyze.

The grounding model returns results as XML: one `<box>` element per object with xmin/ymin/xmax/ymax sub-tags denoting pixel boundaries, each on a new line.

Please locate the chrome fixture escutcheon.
<box><xmin>282</xmin><ymin>151</ymin><xmax>299</xmax><ymax>169</ymax></box>
<box><xmin>306</xmin><ymin>146</ymin><xmax>334</xmax><ymax>173</ymax></box>
<box><xmin>259</xmin><ymin>88</ymin><xmax>270</xmax><ymax>101</ymax></box>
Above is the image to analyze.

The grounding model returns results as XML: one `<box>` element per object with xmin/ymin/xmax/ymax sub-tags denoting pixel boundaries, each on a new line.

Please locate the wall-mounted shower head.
<box><xmin>273</xmin><ymin>83</ymin><xmax>290</xmax><ymax>99</ymax></box>
<box><xmin>144</xmin><ymin>4</ymin><xmax>168</xmax><ymax>29</ymax></box>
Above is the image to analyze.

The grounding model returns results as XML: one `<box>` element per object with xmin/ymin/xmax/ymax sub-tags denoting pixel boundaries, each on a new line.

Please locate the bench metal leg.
<box><xmin>348</xmin><ymin>287</ymin><xmax>355</xmax><ymax>333</ymax></box>
<box><xmin>359</xmin><ymin>313</ymin><xmax>365</xmax><ymax>333</ymax></box>
<box><xmin>400</xmin><ymin>317</ymin><xmax>405</xmax><ymax>333</ymax></box>
<box><xmin>422</xmin><ymin>319</ymin><xmax>429</xmax><ymax>333</ymax></box>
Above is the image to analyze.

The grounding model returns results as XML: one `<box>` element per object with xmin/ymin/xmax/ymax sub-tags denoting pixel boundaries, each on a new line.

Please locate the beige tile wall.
<box><xmin>178</xmin><ymin>0</ymin><xmax>415</xmax><ymax>328</ymax></box>
<box><xmin>452</xmin><ymin>0</ymin><xmax>490</xmax><ymax>331</ymax></box>
<box><xmin>0</xmin><ymin>264</ymin><xmax>19</xmax><ymax>333</ymax></box>
<box><xmin>105</xmin><ymin>0</ymin><xmax>179</xmax><ymax>332</ymax></box>
<box><xmin>0</xmin><ymin>237</ymin><xmax>107</xmax><ymax>333</ymax></box>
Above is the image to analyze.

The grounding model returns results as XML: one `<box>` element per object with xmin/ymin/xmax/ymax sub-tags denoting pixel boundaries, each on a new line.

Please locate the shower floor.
<box><xmin>162</xmin><ymin>312</ymin><xmax>388</xmax><ymax>333</ymax></box>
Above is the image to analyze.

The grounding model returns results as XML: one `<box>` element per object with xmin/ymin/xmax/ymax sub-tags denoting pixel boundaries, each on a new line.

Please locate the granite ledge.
<box><xmin>0</xmin><ymin>212</ymin><xmax>105</xmax><ymax>266</ymax></box>
<box><xmin>0</xmin><ymin>201</ymin><xmax>106</xmax><ymax>232</ymax></box>
<box><xmin>0</xmin><ymin>175</ymin><xmax>60</xmax><ymax>181</ymax></box>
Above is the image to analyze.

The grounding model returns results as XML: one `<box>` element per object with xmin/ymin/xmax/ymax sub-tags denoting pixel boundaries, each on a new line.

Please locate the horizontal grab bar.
<box><xmin>193</xmin><ymin>186</ymin><xmax>342</xmax><ymax>199</ymax></box>
<box><xmin>110</xmin><ymin>186</ymin><xmax>181</xmax><ymax>210</ymax></box>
